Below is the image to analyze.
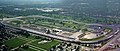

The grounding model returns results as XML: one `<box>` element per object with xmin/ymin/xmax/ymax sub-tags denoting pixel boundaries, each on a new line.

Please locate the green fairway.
<box><xmin>4</xmin><ymin>38</ymin><xmax>28</xmax><ymax>48</ymax></box>
<box><xmin>29</xmin><ymin>40</ymin><xmax>60</xmax><ymax>50</ymax></box>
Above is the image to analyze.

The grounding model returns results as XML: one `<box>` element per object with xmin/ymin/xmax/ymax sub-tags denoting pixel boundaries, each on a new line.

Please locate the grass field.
<box><xmin>4</xmin><ymin>38</ymin><xmax>28</xmax><ymax>48</ymax></box>
<box><xmin>18</xmin><ymin>48</ymin><xmax>36</xmax><ymax>51</ymax></box>
<box><xmin>29</xmin><ymin>40</ymin><xmax>60</xmax><ymax>50</ymax></box>
<box><xmin>4</xmin><ymin>35</ymin><xmax>61</xmax><ymax>51</ymax></box>
<box><xmin>4</xmin><ymin>36</ymin><xmax>36</xmax><ymax>48</ymax></box>
<box><xmin>7</xmin><ymin>16</ymin><xmax>85</xmax><ymax>31</ymax></box>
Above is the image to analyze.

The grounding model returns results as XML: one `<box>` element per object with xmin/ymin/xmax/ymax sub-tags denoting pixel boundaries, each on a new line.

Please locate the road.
<box><xmin>98</xmin><ymin>29</ymin><xmax>120</xmax><ymax>51</ymax></box>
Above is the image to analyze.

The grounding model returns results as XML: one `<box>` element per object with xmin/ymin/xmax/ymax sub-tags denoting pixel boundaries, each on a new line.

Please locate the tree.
<box><xmin>46</xmin><ymin>29</ymin><xmax>50</xmax><ymax>34</ymax></box>
<box><xmin>35</xmin><ymin>36</ymin><xmax>41</xmax><ymax>39</ymax></box>
<box><xmin>82</xmin><ymin>28</ymin><xmax>88</xmax><ymax>32</ymax></box>
<box><xmin>23</xmin><ymin>45</ymin><xmax>29</xmax><ymax>49</ymax></box>
<box><xmin>0</xmin><ymin>14</ymin><xmax>4</xmax><ymax>21</ymax></box>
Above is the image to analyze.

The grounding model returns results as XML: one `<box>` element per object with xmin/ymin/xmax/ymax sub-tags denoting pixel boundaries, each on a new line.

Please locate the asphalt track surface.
<box><xmin>1</xmin><ymin>16</ymin><xmax>120</xmax><ymax>44</ymax></box>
